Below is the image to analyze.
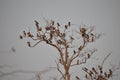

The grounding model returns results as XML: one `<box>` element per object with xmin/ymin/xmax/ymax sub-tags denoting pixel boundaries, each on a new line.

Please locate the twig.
<box><xmin>101</xmin><ymin>53</ymin><xmax>111</xmax><ymax>66</ymax></box>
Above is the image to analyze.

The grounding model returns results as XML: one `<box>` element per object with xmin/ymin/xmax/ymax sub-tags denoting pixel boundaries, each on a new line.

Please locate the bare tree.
<box><xmin>82</xmin><ymin>53</ymin><xmax>120</xmax><ymax>80</ymax></box>
<box><xmin>19</xmin><ymin>19</ymin><xmax>101</xmax><ymax>80</ymax></box>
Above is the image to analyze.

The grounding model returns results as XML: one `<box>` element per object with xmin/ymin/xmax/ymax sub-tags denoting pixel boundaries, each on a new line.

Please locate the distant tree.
<box><xmin>19</xmin><ymin>19</ymin><xmax>119</xmax><ymax>80</ymax></box>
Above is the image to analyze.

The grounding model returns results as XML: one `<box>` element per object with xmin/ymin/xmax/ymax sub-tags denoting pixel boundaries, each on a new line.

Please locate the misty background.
<box><xmin>0</xmin><ymin>0</ymin><xmax>120</xmax><ymax>80</ymax></box>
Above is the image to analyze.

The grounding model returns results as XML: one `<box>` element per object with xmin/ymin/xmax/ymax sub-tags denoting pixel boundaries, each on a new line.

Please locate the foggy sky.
<box><xmin>0</xmin><ymin>0</ymin><xmax>120</xmax><ymax>80</ymax></box>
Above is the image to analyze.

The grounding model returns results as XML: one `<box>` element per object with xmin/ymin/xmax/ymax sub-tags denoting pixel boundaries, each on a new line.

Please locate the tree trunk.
<box><xmin>64</xmin><ymin>66</ymin><xmax>70</xmax><ymax>80</ymax></box>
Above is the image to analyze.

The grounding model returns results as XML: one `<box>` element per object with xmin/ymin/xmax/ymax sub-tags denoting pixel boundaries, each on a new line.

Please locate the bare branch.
<box><xmin>70</xmin><ymin>41</ymin><xmax>86</xmax><ymax>65</ymax></box>
<box><xmin>55</xmin><ymin>61</ymin><xmax>65</xmax><ymax>80</ymax></box>
<box><xmin>101</xmin><ymin>53</ymin><xmax>111</xmax><ymax>66</ymax></box>
<box><xmin>28</xmin><ymin>40</ymin><xmax>42</xmax><ymax>47</ymax></box>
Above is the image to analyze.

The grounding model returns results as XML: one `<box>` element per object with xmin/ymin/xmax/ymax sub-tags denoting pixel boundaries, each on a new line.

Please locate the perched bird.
<box><xmin>73</xmin><ymin>50</ymin><xmax>76</xmax><ymax>54</ymax></box>
<box><xmin>27</xmin><ymin>42</ymin><xmax>31</xmax><ymax>47</ymax></box>
<box><xmin>23</xmin><ymin>30</ymin><xmax>26</xmax><ymax>36</ymax></box>
<box><xmin>83</xmin><ymin>67</ymin><xmax>88</xmax><ymax>72</ymax></box>
<box><xmin>57</xmin><ymin>22</ymin><xmax>60</xmax><ymax>26</ymax></box>
<box><xmin>68</xmin><ymin>22</ymin><xmax>71</xmax><ymax>26</ymax></box>
<box><xmin>65</xmin><ymin>25</ymin><xmax>68</xmax><ymax>29</ymax></box>
<box><xmin>77</xmin><ymin>60</ymin><xmax>79</xmax><ymax>65</ymax></box>
<box><xmin>34</xmin><ymin>20</ymin><xmax>40</xmax><ymax>30</ymax></box>
<box><xmin>76</xmin><ymin>76</ymin><xmax>80</xmax><ymax>80</ymax></box>
<box><xmin>87</xmin><ymin>54</ymin><xmax>90</xmax><ymax>58</ymax></box>
<box><xmin>80</xmin><ymin>27</ymin><xmax>86</xmax><ymax>34</ymax></box>
<box><xmin>34</xmin><ymin>20</ymin><xmax>39</xmax><ymax>25</ymax></box>
<box><xmin>92</xmin><ymin>67</ymin><xmax>98</xmax><ymax>74</ymax></box>
<box><xmin>104</xmin><ymin>72</ymin><xmax>107</xmax><ymax>77</ymax></box>
<box><xmin>51</xmin><ymin>20</ymin><xmax>54</xmax><ymax>25</ymax></box>
<box><xmin>19</xmin><ymin>35</ymin><xmax>23</xmax><ymax>39</ymax></box>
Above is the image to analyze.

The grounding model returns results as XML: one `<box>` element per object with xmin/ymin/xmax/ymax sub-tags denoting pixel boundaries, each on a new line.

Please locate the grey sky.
<box><xmin>0</xmin><ymin>0</ymin><xmax>120</xmax><ymax>80</ymax></box>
